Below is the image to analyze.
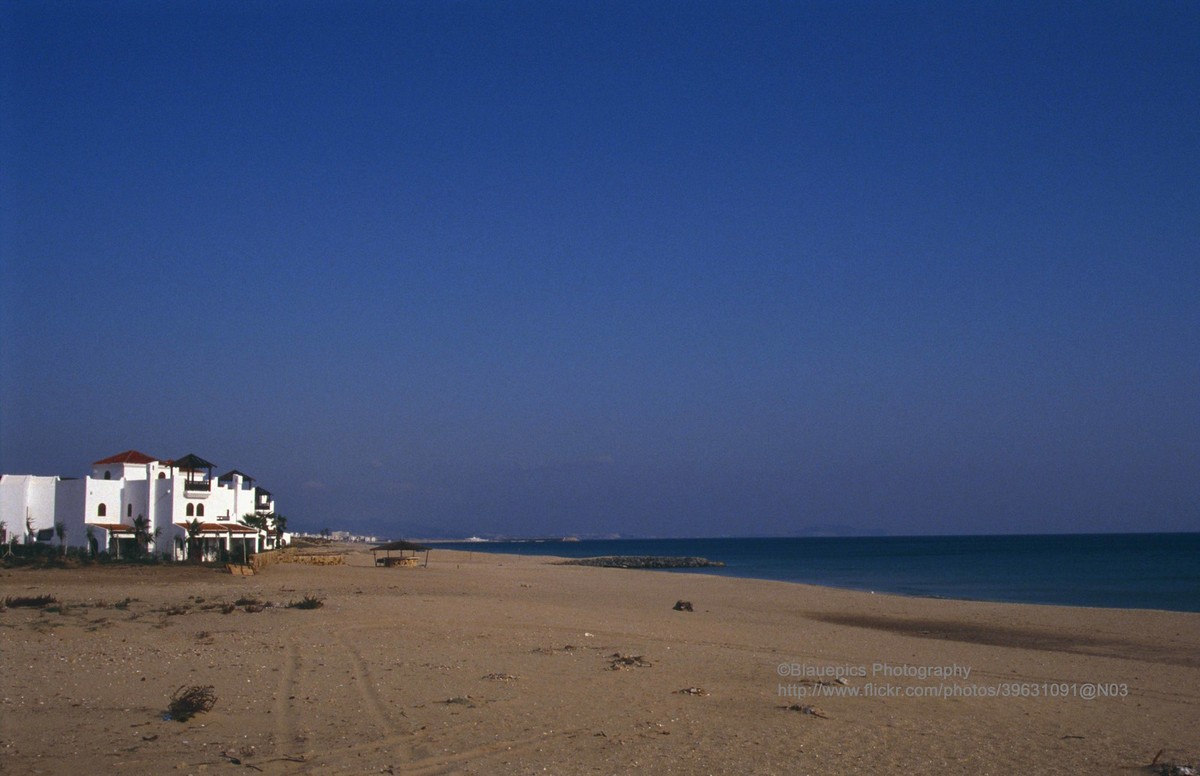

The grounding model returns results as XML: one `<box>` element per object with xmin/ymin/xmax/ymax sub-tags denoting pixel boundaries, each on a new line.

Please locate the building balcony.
<box><xmin>183</xmin><ymin>480</ymin><xmax>212</xmax><ymax>498</ymax></box>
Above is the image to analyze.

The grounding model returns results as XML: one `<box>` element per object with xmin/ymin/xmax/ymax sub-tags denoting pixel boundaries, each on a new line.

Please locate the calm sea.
<box><xmin>437</xmin><ymin>534</ymin><xmax>1200</xmax><ymax>613</ymax></box>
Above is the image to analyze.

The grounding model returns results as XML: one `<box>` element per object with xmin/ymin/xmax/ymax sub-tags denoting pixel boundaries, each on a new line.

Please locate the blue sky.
<box><xmin>2</xmin><ymin>1</ymin><xmax>1197</xmax><ymax>537</ymax></box>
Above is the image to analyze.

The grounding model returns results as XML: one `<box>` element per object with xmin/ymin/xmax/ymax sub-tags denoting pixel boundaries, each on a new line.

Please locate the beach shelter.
<box><xmin>371</xmin><ymin>540</ymin><xmax>431</xmax><ymax>568</ymax></box>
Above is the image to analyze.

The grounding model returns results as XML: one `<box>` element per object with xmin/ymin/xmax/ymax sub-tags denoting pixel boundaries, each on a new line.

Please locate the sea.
<box><xmin>437</xmin><ymin>533</ymin><xmax>1200</xmax><ymax>613</ymax></box>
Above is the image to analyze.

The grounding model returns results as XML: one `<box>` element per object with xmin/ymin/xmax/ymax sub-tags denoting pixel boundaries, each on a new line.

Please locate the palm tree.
<box><xmin>86</xmin><ymin>525</ymin><xmax>98</xmax><ymax>558</ymax></box>
<box><xmin>241</xmin><ymin>513</ymin><xmax>267</xmax><ymax>556</ymax></box>
<box><xmin>272</xmin><ymin>514</ymin><xmax>288</xmax><ymax>547</ymax></box>
<box><xmin>185</xmin><ymin>518</ymin><xmax>204</xmax><ymax>563</ymax></box>
<box><xmin>54</xmin><ymin>521</ymin><xmax>66</xmax><ymax>556</ymax></box>
<box><xmin>133</xmin><ymin>515</ymin><xmax>149</xmax><ymax>558</ymax></box>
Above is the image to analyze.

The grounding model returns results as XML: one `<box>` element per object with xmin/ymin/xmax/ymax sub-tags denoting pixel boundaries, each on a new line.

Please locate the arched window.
<box><xmin>186</xmin><ymin>503</ymin><xmax>195</xmax><ymax>517</ymax></box>
<box><xmin>97</xmin><ymin>503</ymin><xmax>107</xmax><ymax>517</ymax></box>
<box><xmin>104</xmin><ymin>471</ymin><xmax>111</xmax><ymax>480</ymax></box>
<box><xmin>127</xmin><ymin>504</ymin><xmax>132</xmax><ymax>517</ymax></box>
<box><xmin>158</xmin><ymin>472</ymin><xmax>166</xmax><ymax>479</ymax></box>
<box><xmin>196</xmin><ymin>504</ymin><xmax>205</xmax><ymax>517</ymax></box>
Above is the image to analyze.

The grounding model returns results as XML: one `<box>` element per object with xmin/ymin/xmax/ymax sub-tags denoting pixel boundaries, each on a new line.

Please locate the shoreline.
<box><xmin>2</xmin><ymin>546</ymin><xmax>1197</xmax><ymax>774</ymax></box>
<box><xmin>502</xmin><ymin>550</ymin><xmax>1200</xmax><ymax>616</ymax></box>
<box><xmin>435</xmin><ymin>533</ymin><xmax>1200</xmax><ymax>614</ymax></box>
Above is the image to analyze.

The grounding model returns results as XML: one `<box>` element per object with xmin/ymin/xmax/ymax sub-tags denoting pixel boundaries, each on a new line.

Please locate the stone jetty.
<box><xmin>555</xmin><ymin>556</ymin><xmax>725</xmax><ymax>569</ymax></box>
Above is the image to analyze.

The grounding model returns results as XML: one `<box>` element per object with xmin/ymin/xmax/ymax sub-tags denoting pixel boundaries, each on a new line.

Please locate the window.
<box><xmin>186</xmin><ymin>503</ymin><xmax>195</xmax><ymax>517</ymax></box>
<box><xmin>196</xmin><ymin>504</ymin><xmax>205</xmax><ymax>517</ymax></box>
<box><xmin>97</xmin><ymin>503</ymin><xmax>107</xmax><ymax>517</ymax></box>
<box><xmin>127</xmin><ymin>504</ymin><xmax>132</xmax><ymax>517</ymax></box>
<box><xmin>104</xmin><ymin>471</ymin><xmax>111</xmax><ymax>480</ymax></box>
<box><xmin>158</xmin><ymin>472</ymin><xmax>166</xmax><ymax>479</ymax></box>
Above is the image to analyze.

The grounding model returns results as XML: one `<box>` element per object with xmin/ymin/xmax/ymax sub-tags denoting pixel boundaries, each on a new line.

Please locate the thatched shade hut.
<box><xmin>371</xmin><ymin>540</ymin><xmax>431</xmax><ymax>568</ymax></box>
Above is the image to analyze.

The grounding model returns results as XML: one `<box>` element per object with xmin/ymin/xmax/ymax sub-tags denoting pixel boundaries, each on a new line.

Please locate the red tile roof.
<box><xmin>93</xmin><ymin>450</ymin><xmax>158</xmax><ymax>465</ymax></box>
<box><xmin>178</xmin><ymin>522</ymin><xmax>260</xmax><ymax>534</ymax></box>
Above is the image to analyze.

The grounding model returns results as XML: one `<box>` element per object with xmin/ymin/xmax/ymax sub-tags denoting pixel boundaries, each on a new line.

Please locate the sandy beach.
<box><xmin>2</xmin><ymin>546</ymin><xmax>1196</xmax><ymax>775</ymax></box>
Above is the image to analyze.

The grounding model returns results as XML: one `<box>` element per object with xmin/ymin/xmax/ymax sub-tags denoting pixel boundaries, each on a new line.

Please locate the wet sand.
<box><xmin>1</xmin><ymin>546</ymin><xmax>1196</xmax><ymax>774</ymax></box>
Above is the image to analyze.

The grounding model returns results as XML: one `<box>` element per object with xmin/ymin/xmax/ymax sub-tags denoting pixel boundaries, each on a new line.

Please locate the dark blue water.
<box><xmin>437</xmin><ymin>534</ymin><xmax>1200</xmax><ymax>613</ymax></box>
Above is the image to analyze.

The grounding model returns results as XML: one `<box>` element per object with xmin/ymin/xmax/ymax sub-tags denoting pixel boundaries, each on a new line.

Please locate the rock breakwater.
<box><xmin>555</xmin><ymin>556</ymin><xmax>725</xmax><ymax>569</ymax></box>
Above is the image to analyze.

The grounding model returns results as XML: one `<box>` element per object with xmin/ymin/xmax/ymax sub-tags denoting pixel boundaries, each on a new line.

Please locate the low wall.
<box><xmin>250</xmin><ymin>548</ymin><xmax>345</xmax><ymax>570</ymax></box>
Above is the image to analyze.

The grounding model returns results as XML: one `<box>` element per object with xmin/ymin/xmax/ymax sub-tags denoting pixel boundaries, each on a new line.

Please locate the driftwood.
<box><xmin>782</xmin><ymin>703</ymin><xmax>829</xmax><ymax>719</ymax></box>
<box><xmin>609</xmin><ymin>653</ymin><xmax>652</xmax><ymax>670</ymax></box>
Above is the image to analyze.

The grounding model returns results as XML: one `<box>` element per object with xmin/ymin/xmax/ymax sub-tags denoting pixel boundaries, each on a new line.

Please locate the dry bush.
<box><xmin>4</xmin><ymin>594</ymin><xmax>58</xmax><ymax>609</ymax></box>
<box><xmin>168</xmin><ymin>685</ymin><xmax>217</xmax><ymax>721</ymax></box>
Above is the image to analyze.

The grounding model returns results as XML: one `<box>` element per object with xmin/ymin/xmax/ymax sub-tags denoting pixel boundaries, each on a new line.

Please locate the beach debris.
<box><xmin>438</xmin><ymin>695</ymin><xmax>475</xmax><ymax>706</ymax></box>
<box><xmin>673</xmin><ymin>600</ymin><xmax>694</xmax><ymax>612</ymax></box>
<box><xmin>3</xmin><ymin>594</ymin><xmax>58</xmax><ymax>609</ymax></box>
<box><xmin>532</xmin><ymin>644</ymin><xmax>578</xmax><ymax>655</ymax></box>
<box><xmin>782</xmin><ymin>703</ymin><xmax>829</xmax><ymax>719</ymax></box>
<box><xmin>676</xmin><ymin>687</ymin><xmax>709</xmax><ymax>696</ymax></box>
<box><xmin>482</xmin><ymin>672</ymin><xmax>518</xmax><ymax>681</ymax></box>
<box><xmin>609</xmin><ymin>653</ymin><xmax>652</xmax><ymax>670</ymax></box>
<box><xmin>642</xmin><ymin>721</ymin><xmax>671</xmax><ymax>735</ymax></box>
<box><xmin>285</xmin><ymin>595</ymin><xmax>324</xmax><ymax>610</ymax></box>
<box><xmin>219</xmin><ymin>750</ymin><xmax>264</xmax><ymax>771</ymax></box>
<box><xmin>167</xmin><ymin>685</ymin><xmax>217</xmax><ymax>722</ymax></box>
<box><xmin>793</xmin><ymin>677</ymin><xmax>847</xmax><ymax>687</ymax></box>
<box><xmin>1158</xmin><ymin>766</ymin><xmax>1197</xmax><ymax>776</ymax></box>
<box><xmin>1151</xmin><ymin>749</ymin><xmax>1198</xmax><ymax>775</ymax></box>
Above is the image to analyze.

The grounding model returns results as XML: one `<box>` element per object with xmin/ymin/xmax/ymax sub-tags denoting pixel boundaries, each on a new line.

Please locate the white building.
<box><xmin>0</xmin><ymin>450</ymin><xmax>284</xmax><ymax>560</ymax></box>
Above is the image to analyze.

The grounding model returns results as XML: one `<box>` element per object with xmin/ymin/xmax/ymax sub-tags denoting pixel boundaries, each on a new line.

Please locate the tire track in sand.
<box><xmin>271</xmin><ymin>641</ymin><xmax>301</xmax><ymax>756</ymax></box>
<box><xmin>337</xmin><ymin>631</ymin><xmax>409</xmax><ymax>737</ymax></box>
<box><xmin>271</xmin><ymin>727</ymin><xmax>584</xmax><ymax>774</ymax></box>
<box><xmin>401</xmin><ymin>728</ymin><xmax>588</xmax><ymax>775</ymax></box>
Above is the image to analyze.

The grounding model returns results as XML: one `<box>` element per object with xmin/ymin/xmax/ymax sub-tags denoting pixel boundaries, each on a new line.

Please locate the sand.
<box><xmin>1</xmin><ymin>546</ymin><xmax>1196</xmax><ymax>775</ymax></box>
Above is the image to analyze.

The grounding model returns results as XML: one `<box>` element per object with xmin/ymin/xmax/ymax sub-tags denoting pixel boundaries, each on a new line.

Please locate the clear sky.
<box><xmin>2</xmin><ymin>1</ymin><xmax>1197</xmax><ymax>538</ymax></box>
